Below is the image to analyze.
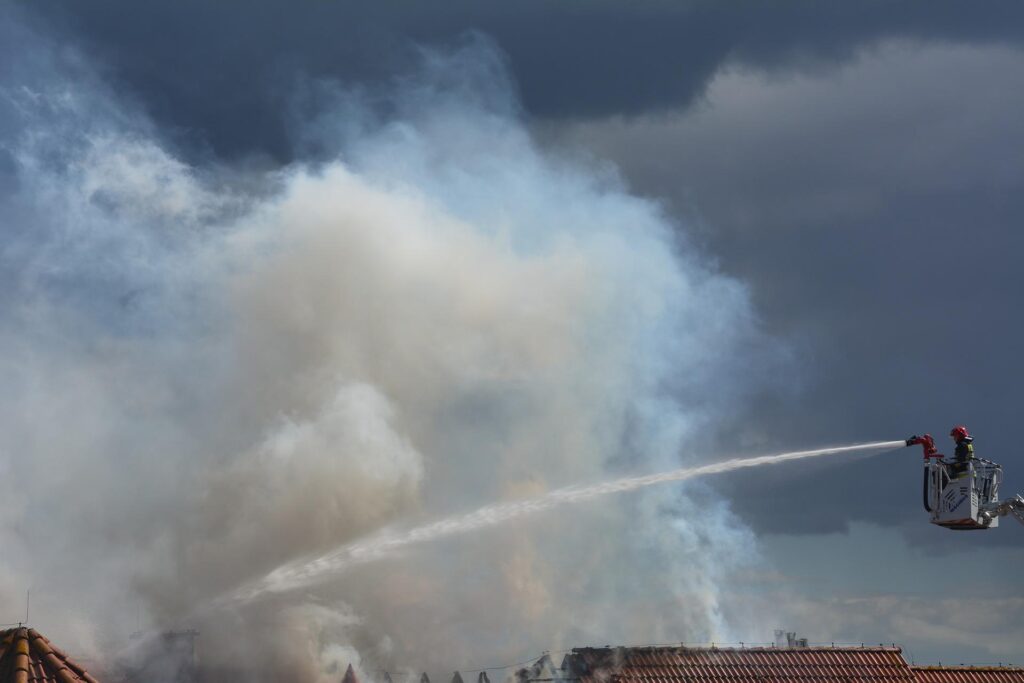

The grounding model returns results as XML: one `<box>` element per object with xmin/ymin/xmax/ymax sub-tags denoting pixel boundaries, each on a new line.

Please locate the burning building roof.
<box><xmin>0</xmin><ymin>627</ymin><xmax>100</xmax><ymax>683</ymax></box>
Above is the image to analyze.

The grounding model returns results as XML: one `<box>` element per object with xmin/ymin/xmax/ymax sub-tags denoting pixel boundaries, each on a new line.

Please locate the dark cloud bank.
<box><xmin>23</xmin><ymin>0</ymin><xmax>1024</xmax><ymax>161</ymax></box>
<box><xmin>550</xmin><ymin>37</ymin><xmax>1024</xmax><ymax>544</ymax></box>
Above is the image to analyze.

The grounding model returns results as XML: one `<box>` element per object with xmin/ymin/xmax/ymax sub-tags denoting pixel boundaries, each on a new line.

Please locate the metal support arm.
<box><xmin>981</xmin><ymin>494</ymin><xmax>1024</xmax><ymax>526</ymax></box>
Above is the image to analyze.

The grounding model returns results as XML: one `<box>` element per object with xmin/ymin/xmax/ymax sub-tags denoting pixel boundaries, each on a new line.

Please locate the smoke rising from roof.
<box><xmin>0</xmin><ymin>13</ymin><xmax>784</xmax><ymax>681</ymax></box>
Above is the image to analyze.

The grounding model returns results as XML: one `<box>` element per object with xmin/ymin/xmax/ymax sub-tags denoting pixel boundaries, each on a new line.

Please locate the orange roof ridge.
<box><xmin>0</xmin><ymin>628</ymin><xmax>101</xmax><ymax>683</ymax></box>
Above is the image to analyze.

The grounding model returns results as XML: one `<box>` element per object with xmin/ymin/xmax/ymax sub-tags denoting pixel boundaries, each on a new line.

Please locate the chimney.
<box><xmin>774</xmin><ymin>630</ymin><xmax>808</xmax><ymax>647</ymax></box>
<box><xmin>785</xmin><ymin>633</ymin><xmax>808</xmax><ymax>647</ymax></box>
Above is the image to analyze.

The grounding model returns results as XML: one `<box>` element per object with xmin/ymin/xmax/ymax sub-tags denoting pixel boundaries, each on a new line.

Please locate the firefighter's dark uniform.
<box><xmin>950</xmin><ymin>437</ymin><xmax>974</xmax><ymax>478</ymax></box>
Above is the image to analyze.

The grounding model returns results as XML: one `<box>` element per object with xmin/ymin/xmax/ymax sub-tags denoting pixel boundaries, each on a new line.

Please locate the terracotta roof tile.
<box><xmin>561</xmin><ymin>646</ymin><xmax>917</xmax><ymax>683</ymax></box>
<box><xmin>544</xmin><ymin>647</ymin><xmax>1024</xmax><ymax>683</ymax></box>
<box><xmin>0</xmin><ymin>629</ymin><xmax>100</xmax><ymax>683</ymax></box>
<box><xmin>913</xmin><ymin>666</ymin><xmax>1024</xmax><ymax>683</ymax></box>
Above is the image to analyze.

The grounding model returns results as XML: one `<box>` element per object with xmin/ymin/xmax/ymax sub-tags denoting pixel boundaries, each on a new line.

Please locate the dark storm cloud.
<box><xmin>17</xmin><ymin>0</ymin><xmax>1023</xmax><ymax>542</ymax></box>
<box><xmin>19</xmin><ymin>0</ymin><xmax>1024</xmax><ymax>161</ymax></box>
<box><xmin>552</xmin><ymin>41</ymin><xmax>1024</xmax><ymax>544</ymax></box>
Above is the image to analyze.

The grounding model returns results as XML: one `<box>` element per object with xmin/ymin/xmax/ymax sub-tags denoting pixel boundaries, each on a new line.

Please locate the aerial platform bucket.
<box><xmin>923</xmin><ymin>458</ymin><xmax>1001</xmax><ymax>530</ymax></box>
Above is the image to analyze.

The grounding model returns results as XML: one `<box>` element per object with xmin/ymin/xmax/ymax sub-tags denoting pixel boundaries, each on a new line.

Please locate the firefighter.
<box><xmin>949</xmin><ymin>425</ymin><xmax>974</xmax><ymax>478</ymax></box>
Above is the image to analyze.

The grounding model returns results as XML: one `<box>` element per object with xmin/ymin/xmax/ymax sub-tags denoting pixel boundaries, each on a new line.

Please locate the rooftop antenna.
<box><xmin>25</xmin><ymin>589</ymin><xmax>29</xmax><ymax>625</ymax></box>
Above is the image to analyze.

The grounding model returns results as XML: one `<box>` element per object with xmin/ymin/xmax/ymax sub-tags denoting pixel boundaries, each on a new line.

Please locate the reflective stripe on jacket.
<box><xmin>954</xmin><ymin>438</ymin><xmax>974</xmax><ymax>463</ymax></box>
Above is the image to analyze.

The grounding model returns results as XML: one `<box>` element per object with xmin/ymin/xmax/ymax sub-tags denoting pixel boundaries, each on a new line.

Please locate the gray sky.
<box><xmin>5</xmin><ymin>0</ymin><xmax>1024</xmax><ymax>672</ymax></box>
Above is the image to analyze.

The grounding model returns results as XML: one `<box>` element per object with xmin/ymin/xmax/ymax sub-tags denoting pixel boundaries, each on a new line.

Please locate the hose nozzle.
<box><xmin>906</xmin><ymin>433</ymin><xmax>940</xmax><ymax>459</ymax></box>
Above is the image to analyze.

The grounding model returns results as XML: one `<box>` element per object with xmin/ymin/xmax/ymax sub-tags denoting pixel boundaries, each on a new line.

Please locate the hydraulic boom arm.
<box><xmin>984</xmin><ymin>494</ymin><xmax>1024</xmax><ymax>526</ymax></box>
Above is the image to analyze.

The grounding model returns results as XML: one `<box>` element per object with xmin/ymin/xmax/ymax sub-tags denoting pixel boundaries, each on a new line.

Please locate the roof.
<box><xmin>561</xmin><ymin>646</ymin><xmax>917</xmax><ymax>683</ymax></box>
<box><xmin>0</xmin><ymin>627</ymin><xmax>100</xmax><ymax>683</ymax></box>
<box><xmin>912</xmin><ymin>666</ymin><xmax>1024</xmax><ymax>683</ymax></box>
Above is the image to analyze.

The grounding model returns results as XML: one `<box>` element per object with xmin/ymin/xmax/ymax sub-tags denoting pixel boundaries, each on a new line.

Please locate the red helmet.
<box><xmin>950</xmin><ymin>425</ymin><xmax>969</xmax><ymax>442</ymax></box>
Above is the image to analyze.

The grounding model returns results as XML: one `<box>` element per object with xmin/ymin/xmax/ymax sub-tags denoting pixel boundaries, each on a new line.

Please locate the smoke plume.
<box><xmin>0</xmin><ymin>11</ymin><xmax>781</xmax><ymax>681</ymax></box>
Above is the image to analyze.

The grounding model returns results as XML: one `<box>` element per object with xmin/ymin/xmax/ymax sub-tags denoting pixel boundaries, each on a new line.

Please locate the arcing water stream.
<box><xmin>228</xmin><ymin>440</ymin><xmax>904</xmax><ymax>604</ymax></box>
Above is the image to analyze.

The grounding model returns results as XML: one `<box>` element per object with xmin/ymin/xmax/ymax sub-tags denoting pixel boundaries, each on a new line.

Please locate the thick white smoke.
<box><xmin>0</xmin><ymin>12</ymin><xmax>781</xmax><ymax>681</ymax></box>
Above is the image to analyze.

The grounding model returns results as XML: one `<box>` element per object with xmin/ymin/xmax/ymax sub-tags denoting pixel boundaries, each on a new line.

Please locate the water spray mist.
<box><xmin>228</xmin><ymin>440</ymin><xmax>903</xmax><ymax>603</ymax></box>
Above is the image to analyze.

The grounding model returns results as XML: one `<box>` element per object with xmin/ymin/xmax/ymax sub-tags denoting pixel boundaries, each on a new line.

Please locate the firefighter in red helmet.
<box><xmin>949</xmin><ymin>425</ymin><xmax>974</xmax><ymax>478</ymax></box>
